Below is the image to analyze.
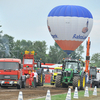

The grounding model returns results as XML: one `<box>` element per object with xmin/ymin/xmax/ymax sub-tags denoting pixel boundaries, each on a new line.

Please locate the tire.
<box><xmin>17</xmin><ymin>84</ymin><xmax>21</xmax><ymax>89</ymax></box>
<box><xmin>55</xmin><ymin>74</ymin><xmax>62</xmax><ymax>87</ymax></box>
<box><xmin>98</xmin><ymin>83</ymin><xmax>100</xmax><ymax>88</ymax></box>
<box><xmin>92</xmin><ymin>81</ymin><xmax>95</xmax><ymax>88</ymax></box>
<box><xmin>22</xmin><ymin>81</ymin><xmax>26</xmax><ymax>88</ymax></box>
<box><xmin>73</xmin><ymin>76</ymin><xmax>81</xmax><ymax>90</ymax></box>
<box><xmin>37</xmin><ymin>73</ymin><xmax>44</xmax><ymax>86</ymax></box>
<box><xmin>17</xmin><ymin>80</ymin><xmax>22</xmax><ymax>89</ymax></box>
<box><xmin>50</xmin><ymin>76</ymin><xmax>54</xmax><ymax>85</ymax></box>
<box><xmin>80</xmin><ymin>73</ymin><xmax>86</xmax><ymax>90</ymax></box>
<box><xmin>51</xmin><ymin>83</ymin><xmax>54</xmax><ymax>85</ymax></box>
<box><xmin>41</xmin><ymin>74</ymin><xmax>44</xmax><ymax>86</ymax></box>
<box><xmin>1</xmin><ymin>86</ymin><xmax>8</xmax><ymax>88</ymax></box>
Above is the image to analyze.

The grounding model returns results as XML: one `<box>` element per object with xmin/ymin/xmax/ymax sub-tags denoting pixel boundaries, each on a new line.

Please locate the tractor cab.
<box><xmin>54</xmin><ymin>67</ymin><xmax>62</xmax><ymax>73</ymax></box>
<box><xmin>65</xmin><ymin>61</ymin><xmax>80</xmax><ymax>73</ymax></box>
<box><xmin>62</xmin><ymin>59</ymin><xmax>81</xmax><ymax>74</ymax></box>
<box><xmin>89</xmin><ymin>67</ymin><xmax>97</xmax><ymax>79</ymax></box>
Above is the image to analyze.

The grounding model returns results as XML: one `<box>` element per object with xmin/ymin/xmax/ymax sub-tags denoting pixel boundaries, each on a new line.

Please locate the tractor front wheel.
<box><xmin>55</xmin><ymin>74</ymin><xmax>62</xmax><ymax>87</ymax></box>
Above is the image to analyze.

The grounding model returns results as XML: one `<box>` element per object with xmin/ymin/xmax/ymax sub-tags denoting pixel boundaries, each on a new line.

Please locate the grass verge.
<box><xmin>32</xmin><ymin>90</ymin><xmax>94</xmax><ymax>100</ymax></box>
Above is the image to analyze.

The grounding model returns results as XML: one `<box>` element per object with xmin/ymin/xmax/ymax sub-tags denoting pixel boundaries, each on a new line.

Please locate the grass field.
<box><xmin>32</xmin><ymin>90</ymin><xmax>93</xmax><ymax>100</ymax></box>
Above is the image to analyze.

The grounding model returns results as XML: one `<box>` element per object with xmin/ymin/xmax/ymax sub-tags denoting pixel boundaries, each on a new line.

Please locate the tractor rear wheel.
<box><xmin>80</xmin><ymin>73</ymin><xmax>86</xmax><ymax>90</ymax></box>
<box><xmin>55</xmin><ymin>74</ymin><xmax>62</xmax><ymax>87</ymax></box>
<box><xmin>37</xmin><ymin>73</ymin><xmax>44</xmax><ymax>86</ymax></box>
<box><xmin>73</xmin><ymin>76</ymin><xmax>81</xmax><ymax>90</ymax></box>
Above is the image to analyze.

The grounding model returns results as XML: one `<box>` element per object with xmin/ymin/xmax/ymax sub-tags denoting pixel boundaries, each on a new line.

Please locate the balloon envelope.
<box><xmin>47</xmin><ymin>5</ymin><xmax>93</xmax><ymax>55</ymax></box>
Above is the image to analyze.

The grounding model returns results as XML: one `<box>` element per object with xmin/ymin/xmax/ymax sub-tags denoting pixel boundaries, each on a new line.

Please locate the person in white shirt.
<box><xmin>34</xmin><ymin>70</ymin><xmax>38</xmax><ymax>88</ymax></box>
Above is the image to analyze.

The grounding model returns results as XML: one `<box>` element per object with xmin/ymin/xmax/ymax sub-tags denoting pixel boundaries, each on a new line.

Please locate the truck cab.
<box><xmin>0</xmin><ymin>58</ymin><xmax>26</xmax><ymax>89</ymax></box>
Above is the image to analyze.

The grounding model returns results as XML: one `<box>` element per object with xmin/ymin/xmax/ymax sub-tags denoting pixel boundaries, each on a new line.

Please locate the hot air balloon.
<box><xmin>47</xmin><ymin>5</ymin><xmax>93</xmax><ymax>55</ymax></box>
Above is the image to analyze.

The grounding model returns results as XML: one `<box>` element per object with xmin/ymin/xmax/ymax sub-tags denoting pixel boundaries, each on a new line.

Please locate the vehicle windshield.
<box><xmin>24</xmin><ymin>59</ymin><xmax>33</xmax><ymax>64</ymax></box>
<box><xmin>90</xmin><ymin>69</ymin><xmax>96</xmax><ymax>75</ymax></box>
<box><xmin>54</xmin><ymin>69</ymin><xmax>62</xmax><ymax>73</ymax></box>
<box><xmin>65</xmin><ymin>62</ymin><xmax>78</xmax><ymax>70</ymax></box>
<box><xmin>0</xmin><ymin>62</ymin><xmax>19</xmax><ymax>70</ymax></box>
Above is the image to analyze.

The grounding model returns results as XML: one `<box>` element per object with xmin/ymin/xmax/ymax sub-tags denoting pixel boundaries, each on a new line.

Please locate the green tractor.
<box><xmin>55</xmin><ymin>58</ymin><xmax>86</xmax><ymax>90</ymax></box>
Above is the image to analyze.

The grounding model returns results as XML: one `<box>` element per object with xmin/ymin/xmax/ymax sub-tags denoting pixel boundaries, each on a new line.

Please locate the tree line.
<box><xmin>0</xmin><ymin>34</ymin><xmax>100</xmax><ymax>67</ymax></box>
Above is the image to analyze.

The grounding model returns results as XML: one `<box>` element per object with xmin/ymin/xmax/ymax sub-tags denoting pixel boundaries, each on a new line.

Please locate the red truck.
<box><xmin>0</xmin><ymin>58</ymin><xmax>26</xmax><ymax>89</ymax></box>
<box><xmin>22</xmin><ymin>50</ymin><xmax>44</xmax><ymax>86</ymax></box>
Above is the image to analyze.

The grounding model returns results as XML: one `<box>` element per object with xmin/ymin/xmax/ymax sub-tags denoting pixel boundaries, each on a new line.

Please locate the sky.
<box><xmin>0</xmin><ymin>0</ymin><xmax>100</xmax><ymax>60</ymax></box>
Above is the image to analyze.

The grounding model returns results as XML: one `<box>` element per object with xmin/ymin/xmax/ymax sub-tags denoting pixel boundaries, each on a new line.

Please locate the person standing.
<box><xmin>34</xmin><ymin>70</ymin><xmax>38</xmax><ymax>88</ymax></box>
<box><xmin>29</xmin><ymin>70</ymin><xmax>34</xmax><ymax>88</ymax></box>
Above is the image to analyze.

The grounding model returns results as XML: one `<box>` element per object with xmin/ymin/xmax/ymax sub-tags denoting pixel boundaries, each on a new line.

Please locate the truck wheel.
<box><xmin>55</xmin><ymin>74</ymin><xmax>62</xmax><ymax>87</ymax></box>
<box><xmin>1</xmin><ymin>86</ymin><xmax>8</xmax><ymax>88</ymax></box>
<box><xmin>17</xmin><ymin>84</ymin><xmax>21</xmax><ymax>89</ymax></box>
<box><xmin>17</xmin><ymin>81</ymin><xmax>22</xmax><ymax>89</ymax></box>
<box><xmin>80</xmin><ymin>73</ymin><xmax>86</xmax><ymax>90</ymax></box>
<box><xmin>22</xmin><ymin>81</ymin><xmax>26</xmax><ymax>88</ymax></box>
<box><xmin>73</xmin><ymin>76</ymin><xmax>81</xmax><ymax>90</ymax></box>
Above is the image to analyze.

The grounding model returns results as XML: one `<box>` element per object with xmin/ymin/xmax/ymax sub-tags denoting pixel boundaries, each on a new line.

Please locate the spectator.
<box><xmin>29</xmin><ymin>70</ymin><xmax>34</xmax><ymax>88</ymax></box>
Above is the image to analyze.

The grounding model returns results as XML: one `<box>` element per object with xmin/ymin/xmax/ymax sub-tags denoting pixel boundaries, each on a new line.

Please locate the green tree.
<box><xmin>13</xmin><ymin>40</ymin><xmax>33</xmax><ymax>60</ymax></box>
<box><xmin>48</xmin><ymin>45</ymin><xmax>58</xmax><ymax>63</ymax></box>
<box><xmin>0</xmin><ymin>34</ymin><xmax>4</xmax><ymax>57</ymax></box>
<box><xmin>90</xmin><ymin>53</ymin><xmax>100</xmax><ymax>67</ymax></box>
<box><xmin>32</xmin><ymin>41</ymin><xmax>47</xmax><ymax>63</ymax></box>
<box><xmin>70</xmin><ymin>45</ymin><xmax>84</xmax><ymax>60</ymax></box>
<box><xmin>48</xmin><ymin>43</ymin><xmax>84</xmax><ymax>63</ymax></box>
<box><xmin>20</xmin><ymin>40</ymin><xmax>32</xmax><ymax>50</ymax></box>
<box><xmin>13</xmin><ymin>40</ymin><xmax>22</xmax><ymax>59</ymax></box>
<box><xmin>0</xmin><ymin>34</ymin><xmax>14</xmax><ymax>58</ymax></box>
<box><xmin>48</xmin><ymin>42</ymin><xmax>67</xmax><ymax>63</ymax></box>
<box><xmin>0</xmin><ymin>34</ymin><xmax>85</xmax><ymax>64</ymax></box>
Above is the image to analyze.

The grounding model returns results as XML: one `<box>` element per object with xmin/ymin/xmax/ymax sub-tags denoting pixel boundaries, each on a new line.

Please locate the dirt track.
<box><xmin>0</xmin><ymin>85</ymin><xmax>100</xmax><ymax>100</ymax></box>
<box><xmin>0</xmin><ymin>85</ymin><xmax>69</xmax><ymax>100</ymax></box>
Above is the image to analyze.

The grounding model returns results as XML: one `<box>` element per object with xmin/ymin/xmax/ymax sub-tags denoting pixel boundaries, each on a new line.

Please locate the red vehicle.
<box><xmin>22</xmin><ymin>50</ymin><xmax>44</xmax><ymax>86</ymax></box>
<box><xmin>22</xmin><ymin>50</ymin><xmax>35</xmax><ymax>75</ymax></box>
<box><xmin>0</xmin><ymin>58</ymin><xmax>26</xmax><ymax>89</ymax></box>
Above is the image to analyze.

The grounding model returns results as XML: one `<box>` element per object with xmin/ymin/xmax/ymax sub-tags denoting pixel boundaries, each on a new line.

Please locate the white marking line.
<box><xmin>28</xmin><ymin>92</ymin><xmax>67</xmax><ymax>100</ymax></box>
